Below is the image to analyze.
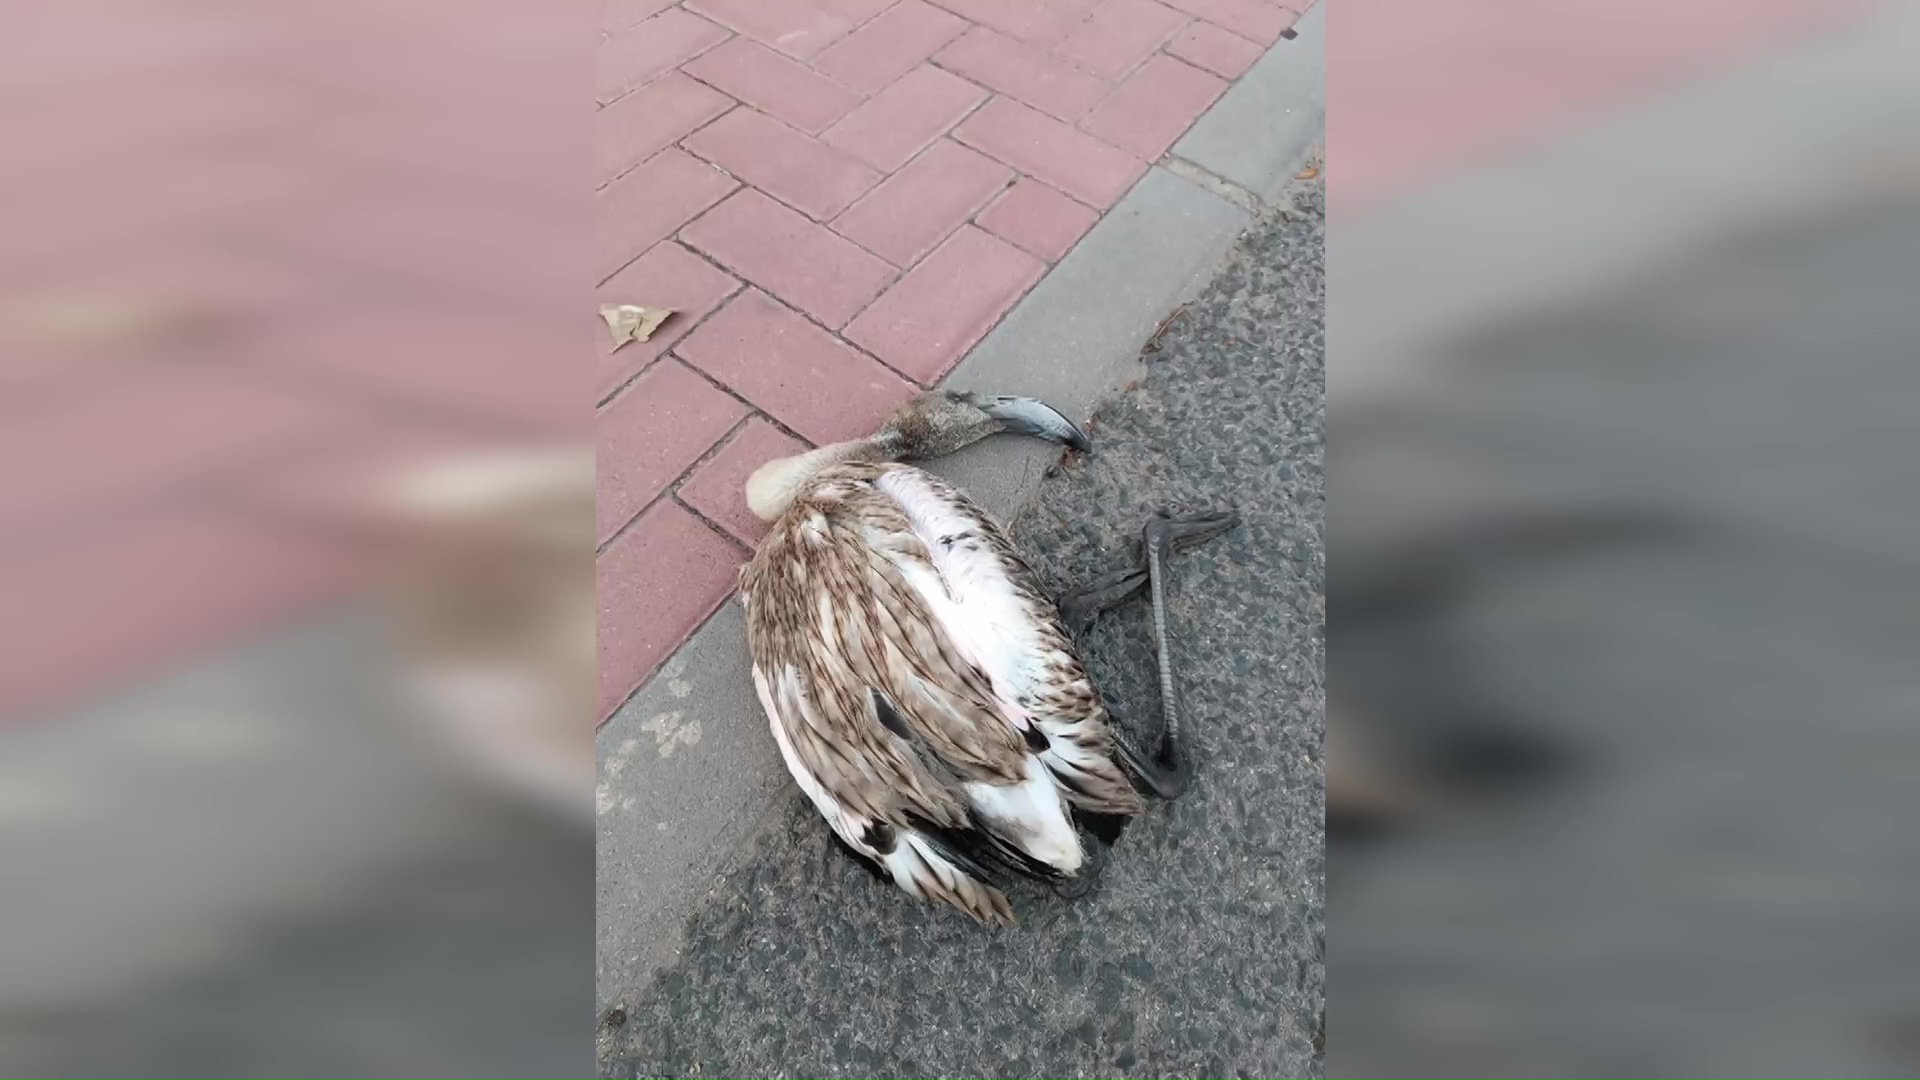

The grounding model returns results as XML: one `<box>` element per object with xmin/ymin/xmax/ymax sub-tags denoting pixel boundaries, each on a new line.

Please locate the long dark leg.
<box><xmin>1057</xmin><ymin>510</ymin><xmax>1238</xmax><ymax>801</ymax></box>
<box><xmin>1052</xmin><ymin>514</ymin><xmax>1237</xmax><ymax>901</ymax></box>
<box><xmin>1056</xmin><ymin>511</ymin><xmax>1237</xmax><ymax>633</ymax></box>
<box><xmin>1113</xmin><ymin>517</ymin><xmax>1195</xmax><ymax>798</ymax></box>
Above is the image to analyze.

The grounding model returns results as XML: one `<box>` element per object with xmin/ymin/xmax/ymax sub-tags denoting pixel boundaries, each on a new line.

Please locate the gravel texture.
<box><xmin>605</xmin><ymin>182</ymin><xmax>1325</xmax><ymax>1080</ymax></box>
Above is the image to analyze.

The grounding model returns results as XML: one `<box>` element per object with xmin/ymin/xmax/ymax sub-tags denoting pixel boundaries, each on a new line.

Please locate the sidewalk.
<box><xmin>594</xmin><ymin>0</ymin><xmax>1319</xmax><ymax>724</ymax></box>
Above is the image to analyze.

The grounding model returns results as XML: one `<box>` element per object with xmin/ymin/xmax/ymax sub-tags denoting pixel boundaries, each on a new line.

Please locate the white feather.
<box><xmin>965</xmin><ymin>755</ymin><xmax>1084</xmax><ymax>873</ymax></box>
<box><xmin>746</xmin><ymin>441</ymin><xmax>873</xmax><ymax>521</ymax></box>
<box><xmin>873</xmin><ymin>470</ymin><xmax>1049</xmax><ymax>701</ymax></box>
<box><xmin>872</xmin><ymin>468</ymin><xmax>1107</xmax><ymax>875</ymax></box>
<box><xmin>886</xmin><ymin>833</ymin><xmax>965</xmax><ymax>898</ymax></box>
<box><xmin>760</xmin><ymin>666</ymin><xmax>1010</xmax><ymax>918</ymax></box>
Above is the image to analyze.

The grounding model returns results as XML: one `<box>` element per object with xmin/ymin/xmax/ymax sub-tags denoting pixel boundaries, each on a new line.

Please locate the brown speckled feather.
<box><xmin>868</xmin><ymin>466</ymin><xmax>1145</xmax><ymax>816</ymax></box>
<box><xmin>742</xmin><ymin>461</ymin><xmax>1141</xmax><ymax>924</ymax></box>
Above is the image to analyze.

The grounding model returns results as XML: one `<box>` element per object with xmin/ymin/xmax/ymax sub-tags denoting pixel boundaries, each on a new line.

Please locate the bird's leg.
<box><xmin>1050</xmin><ymin>513</ymin><xmax>1234</xmax><ymax>900</ymax></box>
<box><xmin>1057</xmin><ymin>564</ymin><xmax>1148</xmax><ymax>637</ymax></box>
<box><xmin>1114</xmin><ymin>511</ymin><xmax>1239</xmax><ymax>800</ymax></box>
<box><xmin>1056</xmin><ymin>510</ymin><xmax>1238</xmax><ymax>634</ymax></box>
<box><xmin>1060</xmin><ymin>511</ymin><xmax>1238</xmax><ymax>801</ymax></box>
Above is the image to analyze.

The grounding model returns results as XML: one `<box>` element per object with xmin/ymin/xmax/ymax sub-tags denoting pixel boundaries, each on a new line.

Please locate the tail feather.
<box><xmin>965</xmin><ymin>755</ymin><xmax>1086</xmax><ymax>876</ymax></box>
<box><xmin>884</xmin><ymin>829</ymin><xmax>1015</xmax><ymax>926</ymax></box>
<box><xmin>912</xmin><ymin>810</ymin><xmax>1071</xmax><ymax>887</ymax></box>
<box><xmin>1037</xmin><ymin>729</ymin><xmax>1146</xmax><ymax>816</ymax></box>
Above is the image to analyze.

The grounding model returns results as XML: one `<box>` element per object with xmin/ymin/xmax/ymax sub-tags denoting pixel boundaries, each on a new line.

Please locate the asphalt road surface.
<box><xmin>604</xmin><ymin>182</ymin><xmax>1326</xmax><ymax>1080</ymax></box>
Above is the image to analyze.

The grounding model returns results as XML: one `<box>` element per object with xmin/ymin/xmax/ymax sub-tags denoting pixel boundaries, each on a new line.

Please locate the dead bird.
<box><xmin>740</xmin><ymin>390</ymin><xmax>1236</xmax><ymax>924</ymax></box>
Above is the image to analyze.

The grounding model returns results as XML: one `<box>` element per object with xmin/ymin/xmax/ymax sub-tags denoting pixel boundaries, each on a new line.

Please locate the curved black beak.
<box><xmin>966</xmin><ymin>394</ymin><xmax>1092</xmax><ymax>452</ymax></box>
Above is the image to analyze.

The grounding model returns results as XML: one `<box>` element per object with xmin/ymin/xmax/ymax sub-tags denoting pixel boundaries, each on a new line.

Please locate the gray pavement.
<box><xmin>602</xmin><ymin>183</ymin><xmax>1325</xmax><ymax>1080</ymax></box>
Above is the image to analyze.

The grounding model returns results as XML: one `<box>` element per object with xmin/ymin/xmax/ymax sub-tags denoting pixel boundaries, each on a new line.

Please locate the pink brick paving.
<box><xmin>0</xmin><ymin>0</ymin><xmax>1862</xmax><ymax>724</ymax></box>
<box><xmin>597</xmin><ymin>0</ymin><xmax>1877</xmax><ymax>721</ymax></box>
<box><xmin>596</xmin><ymin>0</ymin><xmax>1316</xmax><ymax>721</ymax></box>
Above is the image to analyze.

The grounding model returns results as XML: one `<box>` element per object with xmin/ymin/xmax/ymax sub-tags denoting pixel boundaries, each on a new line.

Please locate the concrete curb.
<box><xmin>596</xmin><ymin>20</ymin><xmax>1326</xmax><ymax>1012</ymax></box>
<box><xmin>1173</xmin><ymin>1</ymin><xmax>1324</xmax><ymax>203</ymax></box>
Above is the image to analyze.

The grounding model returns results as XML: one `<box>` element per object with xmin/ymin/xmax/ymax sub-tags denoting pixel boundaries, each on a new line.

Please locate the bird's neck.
<box><xmin>743</xmin><ymin>436</ymin><xmax>891</xmax><ymax>521</ymax></box>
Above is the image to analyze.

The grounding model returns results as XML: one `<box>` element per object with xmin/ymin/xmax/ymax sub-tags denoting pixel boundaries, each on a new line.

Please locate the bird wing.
<box><xmin>751</xmin><ymin>659</ymin><xmax>1015</xmax><ymax>926</ymax></box>
<box><xmin>748</xmin><ymin>499</ymin><xmax>1031</xmax><ymax>785</ymax></box>
<box><xmin>743</xmin><ymin>472</ymin><xmax>1057</xmax><ymax>922</ymax></box>
<box><xmin>866</xmin><ymin>465</ymin><xmax>1145</xmax><ymax>816</ymax></box>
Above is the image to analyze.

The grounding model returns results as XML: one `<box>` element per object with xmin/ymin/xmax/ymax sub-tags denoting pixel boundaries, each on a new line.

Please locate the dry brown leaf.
<box><xmin>1295</xmin><ymin>162</ymin><xmax>1320</xmax><ymax>180</ymax></box>
<box><xmin>599</xmin><ymin>303</ymin><xmax>673</xmax><ymax>348</ymax></box>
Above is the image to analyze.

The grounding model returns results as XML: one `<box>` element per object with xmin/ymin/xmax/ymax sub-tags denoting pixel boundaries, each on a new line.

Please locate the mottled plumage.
<box><xmin>741</xmin><ymin>459</ymin><xmax>1144</xmax><ymax>925</ymax></box>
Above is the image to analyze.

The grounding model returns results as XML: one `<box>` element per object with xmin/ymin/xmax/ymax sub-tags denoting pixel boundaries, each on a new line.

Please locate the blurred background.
<box><xmin>1328</xmin><ymin>0</ymin><xmax>1920</xmax><ymax>1074</ymax></box>
<box><xmin>0</xmin><ymin>1</ymin><xmax>594</xmax><ymax>1075</ymax></box>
